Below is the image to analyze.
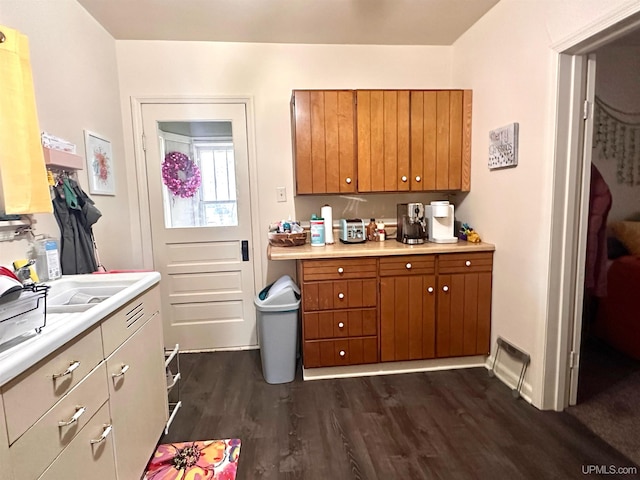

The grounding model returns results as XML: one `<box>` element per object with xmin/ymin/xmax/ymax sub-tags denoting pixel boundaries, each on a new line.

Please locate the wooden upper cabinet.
<box><xmin>356</xmin><ymin>90</ymin><xmax>410</xmax><ymax>192</ymax></box>
<box><xmin>291</xmin><ymin>90</ymin><xmax>356</xmax><ymax>194</ymax></box>
<box><xmin>410</xmin><ymin>90</ymin><xmax>472</xmax><ymax>192</ymax></box>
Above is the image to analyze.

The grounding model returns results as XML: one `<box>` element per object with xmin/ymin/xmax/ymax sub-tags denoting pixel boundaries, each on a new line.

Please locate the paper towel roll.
<box><xmin>321</xmin><ymin>204</ymin><xmax>334</xmax><ymax>244</ymax></box>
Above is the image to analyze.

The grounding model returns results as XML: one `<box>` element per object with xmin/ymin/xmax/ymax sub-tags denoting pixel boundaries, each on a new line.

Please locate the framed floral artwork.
<box><xmin>84</xmin><ymin>130</ymin><xmax>115</xmax><ymax>195</ymax></box>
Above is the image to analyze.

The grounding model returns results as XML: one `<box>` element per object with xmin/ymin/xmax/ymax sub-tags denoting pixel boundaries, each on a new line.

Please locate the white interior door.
<box><xmin>141</xmin><ymin>103</ymin><xmax>257</xmax><ymax>351</ymax></box>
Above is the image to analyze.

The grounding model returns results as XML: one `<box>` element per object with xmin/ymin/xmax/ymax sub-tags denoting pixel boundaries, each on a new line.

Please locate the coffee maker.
<box><xmin>425</xmin><ymin>201</ymin><xmax>458</xmax><ymax>243</ymax></box>
<box><xmin>396</xmin><ymin>203</ymin><xmax>427</xmax><ymax>244</ymax></box>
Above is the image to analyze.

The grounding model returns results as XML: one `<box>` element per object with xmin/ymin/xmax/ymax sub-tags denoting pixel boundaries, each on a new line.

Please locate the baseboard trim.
<box><xmin>179</xmin><ymin>345</ymin><xmax>259</xmax><ymax>353</ymax></box>
<box><xmin>303</xmin><ymin>355</ymin><xmax>487</xmax><ymax>381</ymax></box>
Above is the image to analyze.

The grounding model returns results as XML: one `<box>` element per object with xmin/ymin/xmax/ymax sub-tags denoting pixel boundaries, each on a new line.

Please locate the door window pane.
<box><xmin>158</xmin><ymin>121</ymin><xmax>237</xmax><ymax>228</ymax></box>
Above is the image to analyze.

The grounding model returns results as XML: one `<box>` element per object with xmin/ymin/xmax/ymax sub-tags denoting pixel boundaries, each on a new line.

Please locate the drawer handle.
<box><xmin>59</xmin><ymin>406</ymin><xmax>86</xmax><ymax>427</ymax></box>
<box><xmin>53</xmin><ymin>360</ymin><xmax>80</xmax><ymax>379</ymax></box>
<box><xmin>466</xmin><ymin>260</ymin><xmax>471</xmax><ymax>267</ymax></box>
<box><xmin>401</xmin><ymin>175</ymin><xmax>408</xmax><ymax>182</ymax></box>
<box><xmin>90</xmin><ymin>424</ymin><xmax>113</xmax><ymax>445</ymax></box>
<box><xmin>339</xmin><ymin>350</ymin><xmax>346</xmax><ymax>357</ymax></box>
<box><xmin>406</xmin><ymin>263</ymin><xmax>412</xmax><ymax>269</ymax></box>
<box><xmin>338</xmin><ymin>322</ymin><xmax>345</xmax><ymax>328</ymax></box>
<box><xmin>338</xmin><ymin>293</ymin><xmax>345</xmax><ymax>299</ymax></box>
<box><xmin>415</xmin><ymin>175</ymin><xmax>421</xmax><ymax>182</ymax></box>
<box><xmin>345</xmin><ymin>177</ymin><xmax>352</xmax><ymax>184</ymax></box>
<box><xmin>427</xmin><ymin>287</ymin><xmax>434</xmax><ymax>293</ymax></box>
<box><xmin>337</xmin><ymin>267</ymin><xmax>344</xmax><ymax>274</ymax></box>
<box><xmin>442</xmin><ymin>285</ymin><xmax>449</xmax><ymax>292</ymax></box>
<box><xmin>112</xmin><ymin>364</ymin><xmax>130</xmax><ymax>379</ymax></box>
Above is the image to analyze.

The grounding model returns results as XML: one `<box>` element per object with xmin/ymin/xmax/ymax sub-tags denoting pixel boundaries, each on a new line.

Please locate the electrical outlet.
<box><xmin>276</xmin><ymin>186</ymin><xmax>286</xmax><ymax>202</ymax></box>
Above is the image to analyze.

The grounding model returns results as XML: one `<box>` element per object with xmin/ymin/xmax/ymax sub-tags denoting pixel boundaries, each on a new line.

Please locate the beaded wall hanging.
<box><xmin>593</xmin><ymin>96</ymin><xmax>640</xmax><ymax>186</ymax></box>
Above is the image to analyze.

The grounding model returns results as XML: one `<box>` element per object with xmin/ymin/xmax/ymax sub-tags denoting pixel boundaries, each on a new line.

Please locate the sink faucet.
<box><xmin>15</xmin><ymin>260</ymin><xmax>35</xmax><ymax>285</ymax></box>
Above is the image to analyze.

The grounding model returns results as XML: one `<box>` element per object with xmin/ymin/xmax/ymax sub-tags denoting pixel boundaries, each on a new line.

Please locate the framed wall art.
<box><xmin>84</xmin><ymin>130</ymin><xmax>115</xmax><ymax>195</ymax></box>
<box><xmin>489</xmin><ymin>122</ymin><xmax>519</xmax><ymax>170</ymax></box>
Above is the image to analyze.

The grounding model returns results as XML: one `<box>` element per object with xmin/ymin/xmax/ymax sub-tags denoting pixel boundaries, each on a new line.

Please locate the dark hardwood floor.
<box><xmin>160</xmin><ymin>351</ymin><xmax>637</xmax><ymax>479</ymax></box>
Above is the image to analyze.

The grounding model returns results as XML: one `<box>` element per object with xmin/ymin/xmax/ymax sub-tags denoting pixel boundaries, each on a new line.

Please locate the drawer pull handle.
<box><xmin>338</xmin><ymin>322</ymin><xmax>345</xmax><ymax>328</ymax></box>
<box><xmin>90</xmin><ymin>424</ymin><xmax>113</xmax><ymax>445</ymax></box>
<box><xmin>415</xmin><ymin>175</ymin><xmax>421</xmax><ymax>182</ymax></box>
<box><xmin>337</xmin><ymin>267</ymin><xmax>344</xmax><ymax>274</ymax></box>
<box><xmin>112</xmin><ymin>364</ymin><xmax>130</xmax><ymax>379</ymax></box>
<box><xmin>427</xmin><ymin>287</ymin><xmax>434</xmax><ymax>293</ymax></box>
<box><xmin>345</xmin><ymin>177</ymin><xmax>352</xmax><ymax>184</ymax></box>
<box><xmin>59</xmin><ymin>406</ymin><xmax>86</xmax><ymax>427</ymax></box>
<box><xmin>466</xmin><ymin>260</ymin><xmax>471</xmax><ymax>267</ymax></box>
<box><xmin>339</xmin><ymin>350</ymin><xmax>346</xmax><ymax>357</ymax></box>
<box><xmin>338</xmin><ymin>293</ymin><xmax>345</xmax><ymax>299</ymax></box>
<box><xmin>442</xmin><ymin>285</ymin><xmax>449</xmax><ymax>292</ymax></box>
<box><xmin>53</xmin><ymin>360</ymin><xmax>80</xmax><ymax>379</ymax></box>
<box><xmin>401</xmin><ymin>175</ymin><xmax>408</xmax><ymax>182</ymax></box>
<box><xmin>406</xmin><ymin>263</ymin><xmax>412</xmax><ymax>269</ymax></box>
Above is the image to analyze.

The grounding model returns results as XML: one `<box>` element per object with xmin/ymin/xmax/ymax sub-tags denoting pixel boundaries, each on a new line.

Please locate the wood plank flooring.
<box><xmin>161</xmin><ymin>351</ymin><xmax>637</xmax><ymax>479</ymax></box>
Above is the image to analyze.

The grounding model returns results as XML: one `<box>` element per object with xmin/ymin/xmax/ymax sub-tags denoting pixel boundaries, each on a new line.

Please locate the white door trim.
<box><xmin>544</xmin><ymin>6</ymin><xmax>640</xmax><ymax>411</ymax></box>
<box><xmin>130</xmin><ymin>96</ymin><xmax>264</xmax><ymax>296</ymax></box>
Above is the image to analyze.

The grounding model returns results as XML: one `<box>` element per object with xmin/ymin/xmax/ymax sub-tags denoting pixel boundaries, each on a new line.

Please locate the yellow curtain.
<box><xmin>0</xmin><ymin>25</ymin><xmax>52</xmax><ymax>214</ymax></box>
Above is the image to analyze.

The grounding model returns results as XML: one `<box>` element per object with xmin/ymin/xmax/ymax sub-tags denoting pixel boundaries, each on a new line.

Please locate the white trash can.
<box><xmin>254</xmin><ymin>275</ymin><xmax>301</xmax><ymax>384</ymax></box>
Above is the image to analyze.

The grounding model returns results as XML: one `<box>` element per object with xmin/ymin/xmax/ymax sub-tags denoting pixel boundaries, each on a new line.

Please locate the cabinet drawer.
<box><xmin>302</xmin><ymin>279</ymin><xmax>377</xmax><ymax>311</ymax></box>
<box><xmin>302</xmin><ymin>258</ymin><xmax>377</xmax><ymax>281</ymax></box>
<box><xmin>101</xmin><ymin>285</ymin><xmax>160</xmax><ymax>357</ymax></box>
<box><xmin>303</xmin><ymin>337</ymin><xmax>378</xmax><ymax>367</ymax></box>
<box><xmin>37</xmin><ymin>401</ymin><xmax>116</xmax><ymax>480</ymax></box>
<box><xmin>303</xmin><ymin>309</ymin><xmax>377</xmax><ymax>340</ymax></box>
<box><xmin>9</xmin><ymin>363</ymin><xmax>109</xmax><ymax>480</ymax></box>
<box><xmin>379</xmin><ymin>255</ymin><xmax>435</xmax><ymax>276</ymax></box>
<box><xmin>438</xmin><ymin>252</ymin><xmax>493</xmax><ymax>274</ymax></box>
<box><xmin>2</xmin><ymin>325</ymin><xmax>103</xmax><ymax>445</ymax></box>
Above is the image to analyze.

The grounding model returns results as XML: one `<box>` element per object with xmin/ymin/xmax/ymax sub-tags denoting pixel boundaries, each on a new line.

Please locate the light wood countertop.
<box><xmin>268</xmin><ymin>240</ymin><xmax>495</xmax><ymax>260</ymax></box>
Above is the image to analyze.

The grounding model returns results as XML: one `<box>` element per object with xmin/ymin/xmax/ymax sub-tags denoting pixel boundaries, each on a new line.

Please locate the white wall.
<box><xmin>593</xmin><ymin>45</ymin><xmax>640</xmax><ymax>222</ymax></box>
<box><xmin>115</xmin><ymin>41</ymin><xmax>454</xmax><ymax>283</ymax></box>
<box><xmin>452</xmin><ymin>0</ymin><xmax>635</xmax><ymax>408</ymax></box>
<box><xmin>0</xmin><ymin>0</ymin><xmax>132</xmax><ymax>271</ymax></box>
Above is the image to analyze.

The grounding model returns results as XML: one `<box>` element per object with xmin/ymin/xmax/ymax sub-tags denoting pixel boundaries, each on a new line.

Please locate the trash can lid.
<box><xmin>255</xmin><ymin>275</ymin><xmax>301</xmax><ymax>310</ymax></box>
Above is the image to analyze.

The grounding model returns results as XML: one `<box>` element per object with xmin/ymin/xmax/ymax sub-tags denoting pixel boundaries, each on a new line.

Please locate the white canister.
<box><xmin>310</xmin><ymin>217</ymin><xmax>325</xmax><ymax>246</ymax></box>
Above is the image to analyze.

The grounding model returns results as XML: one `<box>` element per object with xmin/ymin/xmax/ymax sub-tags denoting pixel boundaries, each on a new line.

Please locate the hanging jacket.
<box><xmin>53</xmin><ymin>178</ymin><xmax>102</xmax><ymax>274</ymax></box>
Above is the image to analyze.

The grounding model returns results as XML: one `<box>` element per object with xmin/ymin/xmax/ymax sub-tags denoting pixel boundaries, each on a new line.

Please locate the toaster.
<box><xmin>339</xmin><ymin>219</ymin><xmax>366</xmax><ymax>243</ymax></box>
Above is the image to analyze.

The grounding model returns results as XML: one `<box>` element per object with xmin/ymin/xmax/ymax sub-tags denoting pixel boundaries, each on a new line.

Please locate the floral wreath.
<box><xmin>161</xmin><ymin>151</ymin><xmax>202</xmax><ymax>198</ymax></box>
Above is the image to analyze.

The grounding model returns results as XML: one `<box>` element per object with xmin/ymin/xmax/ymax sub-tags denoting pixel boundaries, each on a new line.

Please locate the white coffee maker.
<box><xmin>425</xmin><ymin>201</ymin><xmax>458</xmax><ymax>243</ymax></box>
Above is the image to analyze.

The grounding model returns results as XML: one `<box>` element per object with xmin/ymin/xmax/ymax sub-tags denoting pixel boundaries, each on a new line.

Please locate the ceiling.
<box><xmin>77</xmin><ymin>0</ymin><xmax>501</xmax><ymax>45</ymax></box>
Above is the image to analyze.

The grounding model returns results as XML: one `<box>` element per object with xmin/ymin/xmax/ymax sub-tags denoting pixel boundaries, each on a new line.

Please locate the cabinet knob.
<box><xmin>465</xmin><ymin>260</ymin><xmax>471</xmax><ymax>267</ymax></box>
<box><xmin>338</xmin><ymin>292</ymin><xmax>345</xmax><ymax>299</ymax></box>
<box><xmin>427</xmin><ymin>287</ymin><xmax>434</xmax><ymax>293</ymax></box>
<box><xmin>345</xmin><ymin>177</ymin><xmax>352</xmax><ymax>184</ymax></box>
<box><xmin>415</xmin><ymin>176</ymin><xmax>421</xmax><ymax>182</ymax></box>
<box><xmin>339</xmin><ymin>350</ymin><xmax>346</xmax><ymax>357</ymax></box>
<box><xmin>406</xmin><ymin>263</ymin><xmax>412</xmax><ymax>269</ymax></box>
<box><xmin>401</xmin><ymin>175</ymin><xmax>408</xmax><ymax>182</ymax></box>
<box><xmin>338</xmin><ymin>322</ymin><xmax>345</xmax><ymax>328</ymax></box>
<box><xmin>442</xmin><ymin>285</ymin><xmax>449</xmax><ymax>292</ymax></box>
<box><xmin>337</xmin><ymin>267</ymin><xmax>344</xmax><ymax>274</ymax></box>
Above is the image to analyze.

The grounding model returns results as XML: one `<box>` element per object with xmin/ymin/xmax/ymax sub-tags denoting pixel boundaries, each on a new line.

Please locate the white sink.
<box><xmin>46</xmin><ymin>277</ymin><xmax>134</xmax><ymax>313</ymax></box>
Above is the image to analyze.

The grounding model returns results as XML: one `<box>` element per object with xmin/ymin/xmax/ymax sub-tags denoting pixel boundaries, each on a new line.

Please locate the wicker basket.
<box><xmin>268</xmin><ymin>231</ymin><xmax>307</xmax><ymax>247</ymax></box>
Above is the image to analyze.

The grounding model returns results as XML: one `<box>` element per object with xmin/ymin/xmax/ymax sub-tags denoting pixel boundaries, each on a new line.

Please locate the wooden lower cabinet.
<box><xmin>436</xmin><ymin>270</ymin><xmax>492</xmax><ymax>357</ymax></box>
<box><xmin>299</xmin><ymin>252</ymin><xmax>493</xmax><ymax>368</ymax></box>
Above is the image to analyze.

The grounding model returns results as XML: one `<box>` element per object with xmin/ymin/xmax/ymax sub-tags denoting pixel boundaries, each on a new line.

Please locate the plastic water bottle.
<box><xmin>35</xmin><ymin>238</ymin><xmax>61</xmax><ymax>282</ymax></box>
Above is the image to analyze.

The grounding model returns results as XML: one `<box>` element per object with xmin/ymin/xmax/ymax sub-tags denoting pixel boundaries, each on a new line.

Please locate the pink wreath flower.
<box><xmin>161</xmin><ymin>151</ymin><xmax>202</xmax><ymax>198</ymax></box>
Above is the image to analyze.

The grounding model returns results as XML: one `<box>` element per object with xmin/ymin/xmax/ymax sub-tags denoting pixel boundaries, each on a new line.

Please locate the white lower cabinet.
<box><xmin>107</xmin><ymin>313</ymin><xmax>167</xmax><ymax>480</ymax></box>
<box><xmin>38</xmin><ymin>402</ymin><xmax>116</xmax><ymax>480</ymax></box>
<box><xmin>0</xmin><ymin>284</ymin><xmax>167</xmax><ymax>480</ymax></box>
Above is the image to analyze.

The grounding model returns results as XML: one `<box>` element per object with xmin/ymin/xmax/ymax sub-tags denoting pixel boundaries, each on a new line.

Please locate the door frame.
<box><xmin>130</xmin><ymin>96</ymin><xmax>264</xmax><ymax>298</ymax></box>
<box><xmin>543</xmin><ymin>7</ymin><xmax>640</xmax><ymax>411</ymax></box>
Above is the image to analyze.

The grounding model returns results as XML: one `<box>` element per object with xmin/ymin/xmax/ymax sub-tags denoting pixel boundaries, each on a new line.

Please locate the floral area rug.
<box><xmin>144</xmin><ymin>439</ymin><xmax>241</xmax><ymax>480</ymax></box>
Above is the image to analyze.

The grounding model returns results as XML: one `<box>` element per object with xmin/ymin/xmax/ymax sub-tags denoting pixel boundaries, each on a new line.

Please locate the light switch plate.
<box><xmin>276</xmin><ymin>187</ymin><xmax>286</xmax><ymax>202</ymax></box>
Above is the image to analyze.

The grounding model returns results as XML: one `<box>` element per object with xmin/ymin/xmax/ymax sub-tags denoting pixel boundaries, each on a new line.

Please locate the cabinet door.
<box><xmin>410</xmin><ymin>90</ymin><xmax>472</xmax><ymax>191</ymax></box>
<box><xmin>380</xmin><ymin>275</ymin><xmax>436</xmax><ymax>361</ymax></box>
<box><xmin>107</xmin><ymin>314</ymin><xmax>167</xmax><ymax>480</ymax></box>
<box><xmin>291</xmin><ymin>90</ymin><xmax>356</xmax><ymax>194</ymax></box>
<box><xmin>357</xmin><ymin>90</ymin><xmax>410</xmax><ymax>192</ymax></box>
<box><xmin>436</xmin><ymin>272</ymin><xmax>492</xmax><ymax>357</ymax></box>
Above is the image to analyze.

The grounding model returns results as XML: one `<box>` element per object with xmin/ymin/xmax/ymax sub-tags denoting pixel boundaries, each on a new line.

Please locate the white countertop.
<box><xmin>0</xmin><ymin>271</ymin><xmax>160</xmax><ymax>387</ymax></box>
